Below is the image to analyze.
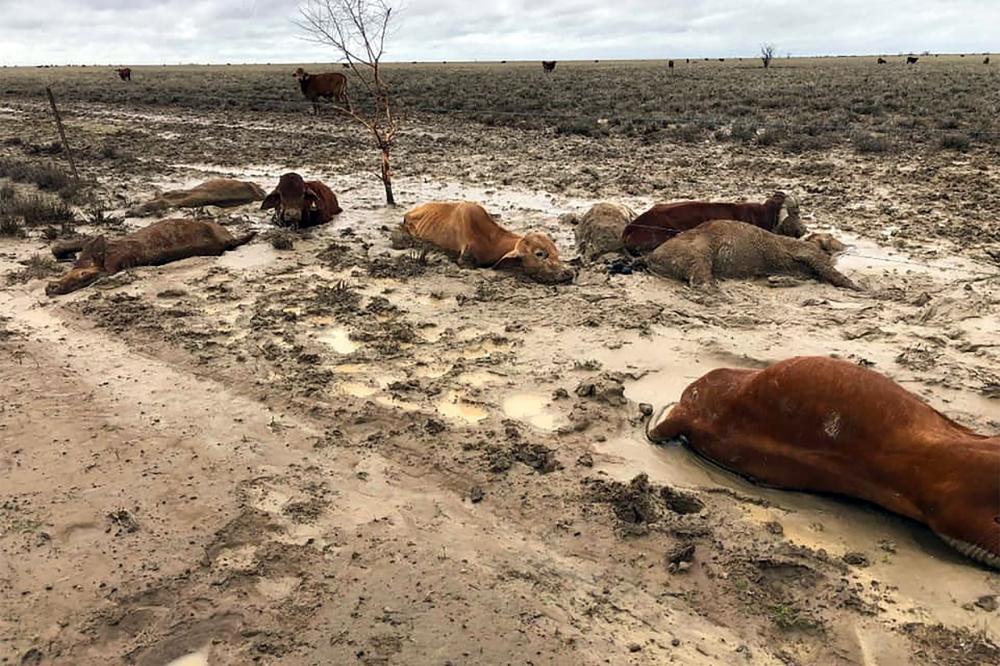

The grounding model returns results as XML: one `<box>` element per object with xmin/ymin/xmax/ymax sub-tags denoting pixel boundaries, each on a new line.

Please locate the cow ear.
<box><xmin>492</xmin><ymin>241</ymin><xmax>526</xmax><ymax>269</ymax></box>
<box><xmin>260</xmin><ymin>191</ymin><xmax>280</xmax><ymax>210</ymax></box>
<box><xmin>82</xmin><ymin>235</ymin><xmax>108</xmax><ymax>264</ymax></box>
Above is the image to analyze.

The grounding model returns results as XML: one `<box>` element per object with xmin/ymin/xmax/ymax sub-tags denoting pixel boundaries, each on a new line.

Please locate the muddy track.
<box><xmin>1</xmin><ymin>92</ymin><xmax>999</xmax><ymax>666</ymax></box>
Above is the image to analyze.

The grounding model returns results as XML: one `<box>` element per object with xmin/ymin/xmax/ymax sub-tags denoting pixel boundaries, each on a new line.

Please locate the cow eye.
<box><xmin>534</xmin><ymin>249</ymin><xmax>547</xmax><ymax>259</ymax></box>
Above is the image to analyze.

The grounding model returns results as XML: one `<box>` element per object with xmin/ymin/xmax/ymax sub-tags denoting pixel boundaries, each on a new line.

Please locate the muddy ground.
<box><xmin>1</xmin><ymin>61</ymin><xmax>999</xmax><ymax>665</ymax></box>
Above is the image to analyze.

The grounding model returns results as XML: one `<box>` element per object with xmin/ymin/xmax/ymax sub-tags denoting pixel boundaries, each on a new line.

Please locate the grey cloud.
<box><xmin>0</xmin><ymin>0</ymin><xmax>996</xmax><ymax>65</ymax></box>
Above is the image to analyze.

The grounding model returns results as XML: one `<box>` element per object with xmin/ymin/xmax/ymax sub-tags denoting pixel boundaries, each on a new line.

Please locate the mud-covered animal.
<box><xmin>648</xmin><ymin>356</ymin><xmax>1000</xmax><ymax>569</ymax></box>
<box><xmin>646</xmin><ymin>220</ymin><xmax>858</xmax><ymax>290</ymax></box>
<box><xmin>394</xmin><ymin>201</ymin><xmax>574</xmax><ymax>284</ymax></box>
<box><xmin>46</xmin><ymin>219</ymin><xmax>256</xmax><ymax>296</ymax></box>
<box><xmin>623</xmin><ymin>191</ymin><xmax>805</xmax><ymax>253</ymax></box>
<box><xmin>572</xmin><ymin>203</ymin><xmax>636</xmax><ymax>262</ymax></box>
<box><xmin>293</xmin><ymin>67</ymin><xmax>348</xmax><ymax>115</ymax></box>
<box><xmin>261</xmin><ymin>172</ymin><xmax>341</xmax><ymax>229</ymax></box>
<box><xmin>127</xmin><ymin>179</ymin><xmax>266</xmax><ymax>216</ymax></box>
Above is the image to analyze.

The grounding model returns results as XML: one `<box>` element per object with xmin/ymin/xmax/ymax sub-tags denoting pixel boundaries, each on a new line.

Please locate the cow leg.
<box><xmin>687</xmin><ymin>255</ymin><xmax>716</xmax><ymax>289</ymax></box>
<box><xmin>794</xmin><ymin>252</ymin><xmax>861</xmax><ymax>290</ymax></box>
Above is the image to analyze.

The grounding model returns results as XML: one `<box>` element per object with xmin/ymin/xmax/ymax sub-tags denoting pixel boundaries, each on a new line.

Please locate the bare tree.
<box><xmin>761</xmin><ymin>43</ymin><xmax>776</xmax><ymax>69</ymax></box>
<box><xmin>297</xmin><ymin>0</ymin><xmax>401</xmax><ymax>206</ymax></box>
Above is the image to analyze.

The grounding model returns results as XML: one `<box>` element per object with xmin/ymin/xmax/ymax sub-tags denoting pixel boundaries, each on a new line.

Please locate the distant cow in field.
<box><xmin>292</xmin><ymin>67</ymin><xmax>348</xmax><ymax>115</ymax></box>
<box><xmin>622</xmin><ymin>192</ymin><xmax>805</xmax><ymax>253</ymax></box>
<box><xmin>542</xmin><ymin>60</ymin><xmax>557</xmax><ymax>73</ymax></box>
<box><xmin>667</xmin><ymin>60</ymin><xmax>674</xmax><ymax>69</ymax></box>
<box><xmin>393</xmin><ymin>201</ymin><xmax>574</xmax><ymax>284</ymax></box>
<box><xmin>115</xmin><ymin>67</ymin><xmax>131</xmax><ymax>81</ymax></box>
<box><xmin>261</xmin><ymin>172</ymin><xmax>342</xmax><ymax>229</ymax></box>
<box><xmin>906</xmin><ymin>56</ymin><xmax>919</xmax><ymax>64</ymax></box>
<box><xmin>877</xmin><ymin>57</ymin><xmax>887</xmax><ymax>64</ymax></box>
<box><xmin>985</xmin><ymin>56</ymin><xmax>991</xmax><ymax>65</ymax></box>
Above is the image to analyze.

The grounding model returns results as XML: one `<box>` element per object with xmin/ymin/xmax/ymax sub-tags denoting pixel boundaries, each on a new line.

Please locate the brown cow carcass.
<box><xmin>394</xmin><ymin>201</ymin><xmax>574</xmax><ymax>284</ymax></box>
<box><xmin>648</xmin><ymin>356</ymin><xmax>1000</xmax><ymax>568</ymax></box>
<box><xmin>261</xmin><ymin>172</ymin><xmax>341</xmax><ymax>229</ymax></box>
<box><xmin>127</xmin><ymin>179</ymin><xmax>266</xmax><ymax>216</ymax></box>
<box><xmin>115</xmin><ymin>67</ymin><xmax>131</xmax><ymax>81</ymax></box>
<box><xmin>293</xmin><ymin>67</ymin><xmax>348</xmax><ymax>114</ymax></box>
<box><xmin>46</xmin><ymin>219</ymin><xmax>256</xmax><ymax>296</ymax></box>
<box><xmin>646</xmin><ymin>220</ymin><xmax>859</xmax><ymax>290</ymax></box>
<box><xmin>623</xmin><ymin>191</ymin><xmax>805</xmax><ymax>253</ymax></box>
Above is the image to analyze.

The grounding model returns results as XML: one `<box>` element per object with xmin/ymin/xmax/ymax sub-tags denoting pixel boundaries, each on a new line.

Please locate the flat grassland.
<box><xmin>1</xmin><ymin>58</ymin><xmax>999</xmax><ymax>666</ymax></box>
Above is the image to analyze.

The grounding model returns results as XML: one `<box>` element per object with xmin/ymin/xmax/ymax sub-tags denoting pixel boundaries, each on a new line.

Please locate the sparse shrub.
<box><xmin>851</xmin><ymin>131</ymin><xmax>892</xmax><ymax>153</ymax></box>
<box><xmin>729</xmin><ymin>119</ymin><xmax>758</xmax><ymax>143</ymax></box>
<box><xmin>0</xmin><ymin>191</ymin><xmax>74</xmax><ymax>226</ymax></box>
<box><xmin>0</xmin><ymin>158</ymin><xmax>72</xmax><ymax>192</ymax></box>
<box><xmin>555</xmin><ymin>119</ymin><xmax>603</xmax><ymax>138</ymax></box>
<box><xmin>938</xmin><ymin>132</ymin><xmax>970</xmax><ymax>152</ymax></box>
<box><xmin>756</xmin><ymin>127</ymin><xmax>785</xmax><ymax>146</ymax></box>
<box><xmin>670</xmin><ymin>124</ymin><xmax>704</xmax><ymax>143</ymax></box>
<box><xmin>0</xmin><ymin>216</ymin><xmax>24</xmax><ymax>237</ymax></box>
<box><xmin>8</xmin><ymin>253</ymin><xmax>60</xmax><ymax>284</ymax></box>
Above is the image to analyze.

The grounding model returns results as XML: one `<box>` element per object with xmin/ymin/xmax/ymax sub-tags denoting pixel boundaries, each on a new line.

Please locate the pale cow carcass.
<box><xmin>127</xmin><ymin>179</ymin><xmax>266</xmax><ymax>216</ymax></box>
<box><xmin>646</xmin><ymin>220</ymin><xmax>859</xmax><ymax>290</ymax></box>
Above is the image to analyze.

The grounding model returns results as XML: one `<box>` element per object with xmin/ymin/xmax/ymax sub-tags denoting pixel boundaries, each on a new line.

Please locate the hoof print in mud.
<box><xmin>586</xmin><ymin>473</ymin><xmax>707</xmax><ymax>538</ymax></box>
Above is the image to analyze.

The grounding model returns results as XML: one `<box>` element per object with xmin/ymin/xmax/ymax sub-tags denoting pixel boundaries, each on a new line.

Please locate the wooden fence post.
<box><xmin>45</xmin><ymin>86</ymin><xmax>80</xmax><ymax>185</ymax></box>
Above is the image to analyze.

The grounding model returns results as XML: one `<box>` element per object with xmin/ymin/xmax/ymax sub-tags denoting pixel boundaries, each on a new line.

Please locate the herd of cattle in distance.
<box><xmin>101</xmin><ymin>53</ymin><xmax>994</xmax><ymax>112</ymax></box>
<box><xmin>40</xmin><ymin>167</ymin><xmax>1000</xmax><ymax>571</ymax></box>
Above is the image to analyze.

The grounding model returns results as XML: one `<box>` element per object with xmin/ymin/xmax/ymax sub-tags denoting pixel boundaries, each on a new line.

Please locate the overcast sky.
<box><xmin>1</xmin><ymin>0</ymin><xmax>996</xmax><ymax>66</ymax></box>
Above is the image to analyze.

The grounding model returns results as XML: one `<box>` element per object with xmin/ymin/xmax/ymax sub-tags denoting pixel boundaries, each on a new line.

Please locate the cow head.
<box><xmin>774</xmin><ymin>192</ymin><xmax>806</xmax><ymax>238</ymax></box>
<box><xmin>493</xmin><ymin>232</ymin><xmax>575</xmax><ymax>284</ymax></box>
<box><xmin>804</xmin><ymin>233</ymin><xmax>848</xmax><ymax>255</ymax></box>
<box><xmin>46</xmin><ymin>236</ymin><xmax>109</xmax><ymax>296</ymax></box>
<box><xmin>261</xmin><ymin>172</ymin><xmax>318</xmax><ymax>227</ymax></box>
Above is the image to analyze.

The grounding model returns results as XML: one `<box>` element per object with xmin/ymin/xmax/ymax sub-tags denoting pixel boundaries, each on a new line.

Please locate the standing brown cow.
<box><xmin>542</xmin><ymin>60</ymin><xmax>557</xmax><ymax>73</ymax></box>
<box><xmin>906</xmin><ymin>56</ymin><xmax>919</xmax><ymax>64</ymax></box>
<box><xmin>115</xmin><ymin>67</ymin><xmax>131</xmax><ymax>81</ymax></box>
<box><xmin>292</xmin><ymin>67</ymin><xmax>348</xmax><ymax>115</ymax></box>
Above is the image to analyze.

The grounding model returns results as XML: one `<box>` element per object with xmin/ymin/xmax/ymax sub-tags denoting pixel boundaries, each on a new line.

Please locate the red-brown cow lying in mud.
<box><xmin>648</xmin><ymin>356</ymin><xmax>1000</xmax><ymax>569</ymax></box>
<box><xmin>293</xmin><ymin>67</ymin><xmax>348</xmax><ymax>114</ymax></box>
<box><xmin>261</xmin><ymin>172</ymin><xmax>341</xmax><ymax>229</ymax></box>
<box><xmin>46</xmin><ymin>219</ymin><xmax>256</xmax><ymax>296</ymax></box>
<box><xmin>623</xmin><ymin>191</ymin><xmax>805</xmax><ymax>253</ymax></box>
<box><xmin>393</xmin><ymin>201</ymin><xmax>575</xmax><ymax>284</ymax></box>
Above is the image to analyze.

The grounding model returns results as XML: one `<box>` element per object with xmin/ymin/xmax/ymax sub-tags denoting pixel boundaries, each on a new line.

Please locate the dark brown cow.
<box><xmin>877</xmin><ymin>57</ymin><xmax>887</xmax><ymax>64</ymax></box>
<box><xmin>648</xmin><ymin>356</ymin><xmax>1000</xmax><ymax>568</ymax></box>
<box><xmin>46</xmin><ymin>219</ymin><xmax>255</xmax><ymax>296</ymax></box>
<box><xmin>906</xmin><ymin>56</ymin><xmax>919</xmax><ymax>64</ymax></box>
<box><xmin>667</xmin><ymin>60</ymin><xmax>674</xmax><ymax>69</ymax></box>
<box><xmin>261</xmin><ymin>172</ymin><xmax>341</xmax><ymax>229</ymax></box>
<box><xmin>292</xmin><ymin>67</ymin><xmax>348</xmax><ymax>115</ymax></box>
<box><xmin>542</xmin><ymin>60</ymin><xmax>557</xmax><ymax>73</ymax></box>
<box><xmin>985</xmin><ymin>56</ymin><xmax>991</xmax><ymax>65</ymax></box>
<box><xmin>115</xmin><ymin>67</ymin><xmax>131</xmax><ymax>81</ymax></box>
<box><xmin>393</xmin><ymin>201</ymin><xmax>574</xmax><ymax>284</ymax></box>
<box><xmin>622</xmin><ymin>192</ymin><xmax>805</xmax><ymax>253</ymax></box>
